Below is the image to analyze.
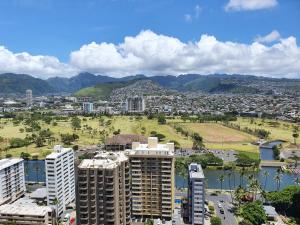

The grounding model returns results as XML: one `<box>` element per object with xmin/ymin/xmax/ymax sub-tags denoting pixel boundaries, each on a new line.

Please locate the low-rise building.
<box><xmin>105</xmin><ymin>134</ymin><xmax>147</xmax><ymax>151</ymax></box>
<box><xmin>0</xmin><ymin>199</ymin><xmax>55</xmax><ymax>225</ymax></box>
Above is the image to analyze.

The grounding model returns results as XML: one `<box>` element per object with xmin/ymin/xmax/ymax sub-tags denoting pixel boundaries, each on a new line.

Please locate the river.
<box><xmin>176</xmin><ymin>167</ymin><xmax>297</xmax><ymax>191</ymax></box>
<box><xmin>24</xmin><ymin>160</ymin><xmax>298</xmax><ymax>191</ymax></box>
<box><xmin>260</xmin><ymin>140</ymin><xmax>284</xmax><ymax>160</ymax></box>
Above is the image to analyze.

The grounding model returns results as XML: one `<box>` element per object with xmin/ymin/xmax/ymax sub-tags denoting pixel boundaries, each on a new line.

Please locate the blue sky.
<box><xmin>0</xmin><ymin>0</ymin><xmax>299</xmax><ymax>78</ymax></box>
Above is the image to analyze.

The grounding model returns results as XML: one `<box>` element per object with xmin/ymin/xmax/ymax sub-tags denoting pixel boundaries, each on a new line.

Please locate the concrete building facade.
<box><xmin>0</xmin><ymin>199</ymin><xmax>55</xmax><ymax>225</ymax></box>
<box><xmin>127</xmin><ymin>137</ymin><xmax>175</xmax><ymax>220</ymax></box>
<box><xmin>0</xmin><ymin>159</ymin><xmax>26</xmax><ymax>206</ymax></box>
<box><xmin>45</xmin><ymin>145</ymin><xmax>75</xmax><ymax>216</ymax></box>
<box><xmin>76</xmin><ymin>152</ymin><xmax>131</xmax><ymax>225</ymax></box>
<box><xmin>26</xmin><ymin>89</ymin><xmax>33</xmax><ymax>107</ymax></box>
<box><xmin>188</xmin><ymin>163</ymin><xmax>205</xmax><ymax>225</ymax></box>
<box><xmin>82</xmin><ymin>102</ymin><xmax>94</xmax><ymax>113</ymax></box>
<box><xmin>125</xmin><ymin>96</ymin><xmax>145</xmax><ymax>113</ymax></box>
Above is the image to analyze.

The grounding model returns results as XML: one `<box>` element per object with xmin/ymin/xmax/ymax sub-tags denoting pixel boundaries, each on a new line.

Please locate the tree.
<box><xmin>274</xmin><ymin>173</ymin><xmax>282</xmax><ymax>191</ymax></box>
<box><xmin>157</xmin><ymin>114</ymin><xmax>166</xmax><ymax>125</ymax></box>
<box><xmin>240</xmin><ymin>201</ymin><xmax>267</xmax><ymax>225</ymax></box>
<box><xmin>71</xmin><ymin>117</ymin><xmax>81</xmax><ymax>130</ymax></box>
<box><xmin>35</xmin><ymin>136</ymin><xmax>45</xmax><ymax>147</ymax></box>
<box><xmin>292</xmin><ymin>133</ymin><xmax>299</xmax><ymax>145</ymax></box>
<box><xmin>191</xmin><ymin>133</ymin><xmax>204</xmax><ymax>150</ymax></box>
<box><xmin>218</xmin><ymin>174</ymin><xmax>225</xmax><ymax>192</ymax></box>
<box><xmin>263</xmin><ymin>170</ymin><xmax>269</xmax><ymax>191</ymax></box>
<box><xmin>9</xmin><ymin>138</ymin><xmax>29</xmax><ymax>148</ymax></box>
<box><xmin>227</xmin><ymin>172</ymin><xmax>234</xmax><ymax>203</ymax></box>
<box><xmin>234</xmin><ymin>186</ymin><xmax>246</xmax><ymax>207</ymax></box>
<box><xmin>210</xmin><ymin>216</ymin><xmax>222</xmax><ymax>225</ymax></box>
<box><xmin>61</xmin><ymin>133</ymin><xmax>79</xmax><ymax>145</ymax></box>
<box><xmin>267</xmin><ymin>185</ymin><xmax>300</xmax><ymax>217</ymax></box>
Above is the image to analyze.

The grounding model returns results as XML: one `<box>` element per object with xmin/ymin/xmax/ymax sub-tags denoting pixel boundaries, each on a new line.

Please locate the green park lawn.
<box><xmin>231</xmin><ymin>117</ymin><xmax>300</xmax><ymax>149</ymax></box>
<box><xmin>0</xmin><ymin>116</ymin><xmax>272</xmax><ymax>159</ymax></box>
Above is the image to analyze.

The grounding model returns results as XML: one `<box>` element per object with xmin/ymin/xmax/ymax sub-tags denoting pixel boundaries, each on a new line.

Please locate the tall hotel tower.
<box><xmin>45</xmin><ymin>145</ymin><xmax>75</xmax><ymax>216</ymax></box>
<box><xmin>76</xmin><ymin>152</ymin><xmax>131</xmax><ymax>225</ymax></box>
<box><xmin>188</xmin><ymin>163</ymin><xmax>205</xmax><ymax>225</ymax></box>
<box><xmin>127</xmin><ymin>137</ymin><xmax>175</xmax><ymax>220</ymax></box>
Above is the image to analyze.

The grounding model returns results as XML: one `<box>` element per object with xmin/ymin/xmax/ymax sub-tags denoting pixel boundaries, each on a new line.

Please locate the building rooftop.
<box><xmin>189</xmin><ymin>163</ymin><xmax>205</xmax><ymax>179</ymax></box>
<box><xmin>46</xmin><ymin>145</ymin><xmax>73</xmax><ymax>159</ymax></box>
<box><xmin>79</xmin><ymin>151</ymin><xmax>128</xmax><ymax>169</ymax></box>
<box><xmin>30</xmin><ymin>188</ymin><xmax>47</xmax><ymax>199</ymax></box>
<box><xmin>263</xmin><ymin>206</ymin><xmax>278</xmax><ymax>217</ymax></box>
<box><xmin>127</xmin><ymin>137</ymin><xmax>174</xmax><ymax>156</ymax></box>
<box><xmin>0</xmin><ymin>158</ymin><xmax>23</xmax><ymax>171</ymax></box>
<box><xmin>105</xmin><ymin>134</ymin><xmax>147</xmax><ymax>145</ymax></box>
<box><xmin>0</xmin><ymin>199</ymin><xmax>53</xmax><ymax>216</ymax></box>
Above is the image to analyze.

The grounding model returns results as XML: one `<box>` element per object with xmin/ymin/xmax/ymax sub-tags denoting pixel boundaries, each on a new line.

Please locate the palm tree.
<box><xmin>249</xmin><ymin>179</ymin><xmax>260</xmax><ymax>201</ymax></box>
<box><xmin>263</xmin><ymin>170</ymin><xmax>270</xmax><ymax>191</ymax></box>
<box><xmin>240</xmin><ymin>167</ymin><xmax>245</xmax><ymax>186</ymax></box>
<box><xmin>52</xmin><ymin>197</ymin><xmax>60</xmax><ymax>224</ymax></box>
<box><xmin>227</xmin><ymin>172</ymin><xmax>234</xmax><ymax>203</ymax></box>
<box><xmin>234</xmin><ymin>186</ymin><xmax>246</xmax><ymax>207</ymax></box>
<box><xmin>274</xmin><ymin>173</ymin><xmax>282</xmax><ymax>191</ymax></box>
<box><xmin>292</xmin><ymin>133</ymin><xmax>299</xmax><ymax>145</ymax></box>
<box><xmin>218</xmin><ymin>174</ymin><xmax>225</xmax><ymax>192</ymax></box>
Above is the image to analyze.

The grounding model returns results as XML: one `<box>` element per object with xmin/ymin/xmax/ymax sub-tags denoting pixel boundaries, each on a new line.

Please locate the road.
<box><xmin>206</xmin><ymin>192</ymin><xmax>238</xmax><ymax>225</ymax></box>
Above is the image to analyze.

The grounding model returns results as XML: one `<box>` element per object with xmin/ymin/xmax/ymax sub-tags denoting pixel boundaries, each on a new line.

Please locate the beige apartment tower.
<box><xmin>127</xmin><ymin>137</ymin><xmax>175</xmax><ymax>220</ymax></box>
<box><xmin>76</xmin><ymin>152</ymin><xmax>131</xmax><ymax>225</ymax></box>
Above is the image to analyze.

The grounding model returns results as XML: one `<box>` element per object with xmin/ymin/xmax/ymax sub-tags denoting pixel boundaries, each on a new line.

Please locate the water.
<box><xmin>24</xmin><ymin>160</ymin><xmax>46</xmax><ymax>182</ymax></box>
<box><xmin>25</xmin><ymin>160</ymin><xmax>297</xmax><ymax>192</ymax></box>
<box><xmin>176</xmin><ymin>167</ymin><xmax>297</xmax><ymax>191</ymax></box>
<box><xmin>260</xmin><ymin>140</ymin><xmax>284</xmax><ymax>160</ymax></box>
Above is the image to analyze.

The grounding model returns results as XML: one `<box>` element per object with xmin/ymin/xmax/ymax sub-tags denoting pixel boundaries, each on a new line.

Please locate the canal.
<box><xmin>176</xmin><ymin>166</ymin><xmax>297</xmax><ymax>191</ymax></box>
<box><xmin>24</xmin><ymin>160</ymin><xmax>297</xmax><ymax>191</ymax></box>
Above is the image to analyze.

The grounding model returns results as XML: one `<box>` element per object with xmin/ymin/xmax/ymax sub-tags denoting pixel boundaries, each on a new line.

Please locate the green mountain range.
<box><xmin>0</xmin><ymin>72</ymin><xmax>300</xmax><ymax>96</ymax></box>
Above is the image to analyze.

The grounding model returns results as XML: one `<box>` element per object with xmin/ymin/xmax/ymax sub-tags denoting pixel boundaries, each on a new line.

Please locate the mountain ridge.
<box><xmin>0</xmin><ymin>72</ymin><xmax>300</xmax><ymax>96</ymax></box>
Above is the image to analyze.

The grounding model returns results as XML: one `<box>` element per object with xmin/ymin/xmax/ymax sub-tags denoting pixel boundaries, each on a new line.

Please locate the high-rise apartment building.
<box><xmin>125</xmin><ymin>96</ymin><xmax>145</xmax><ymax>113</ymax></box>
<box><xmin>0</xmin><ymin>159</ymin><xmax>26</xmax><ymax>205</ymax></box>
<box><xmin>188</xmin><ymin>163</ymin><xmax>205</xmax><ymax>225</ymax></box>
<box><xmin>127</xmin><ymin>137</ymin><xmax>175</xmax><ymax>220</ymax></box>
<box><xmin>45</xmin><ymin>145</ymin><xmax>75</xmax><ymax>216</ymax></box>
<box><xmin>76</xmin><ymin>152</ymin><xmax>131</xmax><ymax>225</ymax></box>
<box><xmin>26</xmin><ymin>89</ymin><xmax>33</xmax><ymax>107</ymax></box>
<box><xmin>82</xmin><ymin>102</ymin><xmax>94</xmax><ymax>113</ymax></box>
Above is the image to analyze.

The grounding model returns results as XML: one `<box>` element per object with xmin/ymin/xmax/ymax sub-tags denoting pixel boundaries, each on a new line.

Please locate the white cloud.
<box><xmin>70</xmin><ymin>30</ymin><xmax>300</xmax><ymax>78</ymax></box>
<box><xmin>255</xmin><ymin>30</ymin><xmax>281</xmax><ymax>43</ymax></box>
<box><xmin>225</xmin><ymin>0</ymin><xmax>278</xmax><ymax>11</ymax></box>
<box><xmin>0</xmin><ymin>46</ymin><xmax>77</xmax><ymax>78</ymax></box>
<box><xmin>184</xmin><ymin>14</ymin><xmax>192</xmax><ymax>22</ymax></box>
<box><xmin>1</xmin><ymin>30</ymin><xmax>300</xmax><ymax>79</ymax></box>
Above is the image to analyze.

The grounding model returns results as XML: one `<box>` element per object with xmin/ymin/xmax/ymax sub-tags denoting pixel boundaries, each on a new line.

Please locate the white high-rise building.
<box><xmin>82</xmin><ymin>102</ymin><xmax>93</xmax><ymax>113</ymax></box>
<box><xmin>45</xmin><ymin>145</ymin><xmax>75</xmax><ymax>216</ymax></box>
<box><xmin>0</xmin><ymin>159</ymin><xmax>26</xmax><ymax>205</ymax></box>
<box><xmin>26</xmin><ymin>89</ymin><xmax>33</xmax><ymax>107</ymax></box>
<box><xmin>188</xmin><ymin>163</ymin><xmax>205</xmax><ymax>225</ymax></box>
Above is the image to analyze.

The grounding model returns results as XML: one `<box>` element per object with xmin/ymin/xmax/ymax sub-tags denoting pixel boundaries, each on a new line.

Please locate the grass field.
<box><xmin>0</xmin><ymin>116</ymin><xmax>266</xmax><ymax>159</ymax></box>
<box><xmin>231</xmin><ymin>117</ymin><xmax>300</xmax><ymax>149</ymax></box>
<box><xmin>179</xmin><ymin>122</ymin><xmax>259</xmax><ymax>152</ymax></box>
